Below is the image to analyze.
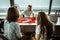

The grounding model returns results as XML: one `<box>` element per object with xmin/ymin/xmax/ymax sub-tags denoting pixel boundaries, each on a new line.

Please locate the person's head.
<box><xmin>27</xmin><ymin>5</ymin><xmax>32</xmax><ymax>11</ymax></box>
<box><xmin>37</xmin><ymin>12</ymin><xmax>53</xmax><ymax>39</ymax></box>
<box><xmin>6</xmin><ymin>7</ymin><xmax>19</xmax><ymax>22</ymax></box>
<box><xmin>37</xmin><ymin>12</ymin><xmax>50</xmax><ymax>25</ymax></box>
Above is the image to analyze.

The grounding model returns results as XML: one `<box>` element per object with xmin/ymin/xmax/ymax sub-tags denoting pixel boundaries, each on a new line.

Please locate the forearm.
<box><xmin>35</xmin><ymin>34</ymin><xmax>41</xmax><ymax>40</ymax></box>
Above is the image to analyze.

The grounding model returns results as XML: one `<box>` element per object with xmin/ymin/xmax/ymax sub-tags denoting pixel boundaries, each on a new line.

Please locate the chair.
<box><xmin>0</xmin><ymin>19</ymin><xmax>4</xmax><ymax>34</ymax></box>
<box><xmin>52</xmin><ymin>25</ymin><xmax>60</xmax><ymax>40</ymax></box>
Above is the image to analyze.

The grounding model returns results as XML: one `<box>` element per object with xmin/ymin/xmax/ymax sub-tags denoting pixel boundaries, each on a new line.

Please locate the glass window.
<box><xmin>51</xmin><ymin>0</ymin><xmax>60</xmax><ymax>14</ymax></box>
<box><xmin>0</xmin><ymin>0</ymin><xmax>10</xmax><ymax>19</ymax></box>
<box><xmin>52</xmin><ymin>0</ymin><xmax>60</xmax><ymax>10</ymax></box>
<box><xmin>0</xmin><ymin>0</ymin><xmax>10</xmax><ymax>13</ymax></box>
<box><xmin>14</xmin><ymin>0</ymin><xmax>50</xmax><ymax>12</ymax></box>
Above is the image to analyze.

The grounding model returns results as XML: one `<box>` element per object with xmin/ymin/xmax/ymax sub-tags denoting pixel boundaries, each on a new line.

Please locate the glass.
<box><xmin>0</xmin><ymin>0</ymin><xmax>10</xmax><ymax>13</ymax></box>
<box><xmin>51</xmin><ymin>0</ymin><xmax>60</xmax><ymax>14</ymax></box>
<box><xmin>0</xmin><ymin>0</ymin><xmax>10</xmax><ymax>19</ymax></box>
<box><xmin>14</xmin><ymin>0</ymin><xmax>50</xmax><ymax>13</ymax></box>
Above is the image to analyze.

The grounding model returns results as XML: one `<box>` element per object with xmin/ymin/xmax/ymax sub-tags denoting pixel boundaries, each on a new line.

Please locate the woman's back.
<box><xmin>4</xmin><ymin>21</ymin><xmax>20</xmax><ymax>40</ymax></box>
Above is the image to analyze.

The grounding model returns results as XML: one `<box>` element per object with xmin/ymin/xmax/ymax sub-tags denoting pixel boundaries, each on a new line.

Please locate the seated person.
<box><xmin>35</xmin><ymin>12</ymin><xmax>55</xmax><ymax>40</ymax></box>
<box><xmin>4</xmin><ymin>7</ymin><xmax>22</xmax><ymax>40</ymax></box>
<box><xmin>23</xmin><ymin>5</ymin><xmax>34</xmax><ymax>17</ymax></box>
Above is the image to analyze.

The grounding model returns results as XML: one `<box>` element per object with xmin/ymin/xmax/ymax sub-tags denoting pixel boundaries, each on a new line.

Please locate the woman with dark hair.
<box><xmin>35</xmin><ymin>12</ymin><xmax>55</xmax><ymax>40</ymax></box>
<box><xmin>4</xmin><ymin>7</ymin><xmax>21</xmax><ymax>40</ymax></box>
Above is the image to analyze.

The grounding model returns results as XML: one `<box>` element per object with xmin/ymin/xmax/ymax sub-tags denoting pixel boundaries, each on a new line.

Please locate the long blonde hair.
<box><xmin>37</xmin><ymin>12</ymin><xmax>53</xmax><ymax>40</ymax></box>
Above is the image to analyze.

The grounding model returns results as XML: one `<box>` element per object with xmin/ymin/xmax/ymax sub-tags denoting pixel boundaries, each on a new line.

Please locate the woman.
<box><xmin>35</xmin><ymin>12</ymin><xmax>55</xmax><ymax>40</ymax></box>
<box><xmin>4</xmin><ymin>7</ymin><xmax>21</xmax><ymax>40</ymax></box>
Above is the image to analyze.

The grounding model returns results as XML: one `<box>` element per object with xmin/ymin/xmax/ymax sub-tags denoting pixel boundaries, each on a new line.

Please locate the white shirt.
<box><xmin>23</xmin><ymin>10</ymin><xmax>34</xmax><ymax>17</ymax></box>
<box><xmin>35</xmin><ymin>25</ymin><xmax>44</xmax><ymax>40</ymax></box>
<box><xmin>36</xmin><ymin>25</ymin><xmax>41</xmax><ymax>34</ymax></box>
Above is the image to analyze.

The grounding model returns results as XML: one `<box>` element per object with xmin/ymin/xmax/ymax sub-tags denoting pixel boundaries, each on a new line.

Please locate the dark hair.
<box><xmin>37</xmin><ymin>12</ymin><xmax>53</xmax><ymax>40</ymax></box>
<box><xmin>28</xmin><ymin>5</ymin><xmax>32</xmax><ymax>7</ymax></box>
<box><xmin>6</xmin><ymin>7</ymin><xmax>19</xmax><ymax>22</ymax></box>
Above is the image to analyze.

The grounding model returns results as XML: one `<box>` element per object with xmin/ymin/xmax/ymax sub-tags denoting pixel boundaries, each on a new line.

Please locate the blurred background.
<box><xmin>0</xmin><ymin>0</ymin><xmax>60</xmax><ymax>24</ymax></box>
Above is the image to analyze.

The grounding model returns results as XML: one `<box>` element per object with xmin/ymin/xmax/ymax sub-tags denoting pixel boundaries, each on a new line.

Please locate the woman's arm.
<box><xmin>35</xmin><ymin>34</ymin><xmax>41</xmax><ymax>40</ymax></box>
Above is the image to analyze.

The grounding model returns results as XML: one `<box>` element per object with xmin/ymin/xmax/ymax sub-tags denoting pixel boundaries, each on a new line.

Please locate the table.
<box><xmin>17</xmin><ymin>17</ymin><xmax>37</xmax><ymax>32</ymax></box>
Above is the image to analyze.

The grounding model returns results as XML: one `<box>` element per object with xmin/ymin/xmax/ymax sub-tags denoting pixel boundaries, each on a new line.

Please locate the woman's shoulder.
<box><xmin>36</xmin><ymin>25</ymin><xmax>41</xmax><ymax>27</ymax></box>
<box><xmin>4</xmin><ymin>20</ymin><xmax>9</xmax><ymax>24</ymax></box>
<box><xmin>36</xmin><ymin>25</ymin><xmax>41</xmax><ymax>29</ymax></box>
<box><xmin>4</xmin><ymin>20</ymin><xmax>17</xmax><ymax>25</ymax></box>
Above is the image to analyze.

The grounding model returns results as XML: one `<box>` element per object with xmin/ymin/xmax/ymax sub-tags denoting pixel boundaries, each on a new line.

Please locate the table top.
<box><xmin>17</xmin><ymin>20</ymin><xmax>37</xmax><ymax>25</ymax></box>
<box><xmin>17</xmin><ymin>17</ymin><xmax>37</xmax><ymax>25</ymax></box>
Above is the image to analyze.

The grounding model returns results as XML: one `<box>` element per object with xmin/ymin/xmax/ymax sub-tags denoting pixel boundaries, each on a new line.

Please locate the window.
<box><xmin>0</xmin><ymin>0</ymin><xmax>10</xmax><ymax>19</ymax></box>
<box><xmin>0</xmin><ymin>0</ymin><xmax>10</xmax><ymax>13</ymax></box>
<box><xmin>52</xmin><ymin>0</ymin><xmax>60</xmax><ymax>10</ymax></box>
<box><xmin>14</xmin><ymin>0</ymin><xmax>50</xmax><ymax>11</ymax></box>
<box><xmin>51</xmin><ymin>0</ymin><xmax>60</xmax><ymax>14</ymax></box>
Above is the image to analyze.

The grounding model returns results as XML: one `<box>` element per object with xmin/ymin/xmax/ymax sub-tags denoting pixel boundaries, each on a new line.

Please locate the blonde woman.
<box><xmin>35</xmin><ymin>12</ymin><xmax>54</xmax><ymax>40</ymax></box>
